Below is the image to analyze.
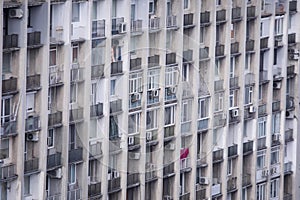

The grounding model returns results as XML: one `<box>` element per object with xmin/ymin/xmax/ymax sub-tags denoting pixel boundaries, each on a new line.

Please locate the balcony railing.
<box><xmin>212</xmin><ymin>183</ymin><xmax>221</xmax><ymax>196</ymax></box>
<box><xmin>48</xmin><ymin>111</ymin><xmax>62</xmax><ymax>127</ymax></box>
<box><xmin>231</xmin><ymin>42</ymin><xmax>239</xmax><ymax>55</ymax></box>
<box><xmin>109</xmin><ymin>139</ymin><xmax>121</xmax><ymax>152</ymax></box>
<box><xmin>228</xmin><ymin>144</ymin><xmax>238</xmax><ymax>158</ymax></box>
<box><xmin>166</xmin><ymin>15</ymin><xmax>177</xmax><ymax>28</ymax></box>
<box><xmin>108</xmin><ymin>176</ymin><xmax>121</xmax><ymax>192</ymax></box>
<box><xmin>163</xmin><ymin>162</ymin><xmax>174</xmax><ymax>177</ymax></box>
<box><xmin>130</xmin><ymin>57</ymin><xmax>142</xmax><ymax>71</ymax></box>
<box><xmin>197</xmin><ymin>118</ymin><xmax>209</xmax><ymax>131</ymax></box>
<box><xmin>68</xmin><ymin>188</ymin><xmax>81</xmax><ymax>200</ymax></box>
<box><xmin>131</xmin><ymin>19</ymin><xmax>143</xmax><ymax>33</ymax></box>
<box><xmin>288</xmin><ymin>33</ymin><xmax>296</xmax><ymax>45</ymax></box>
<box><xmin>260</xmin><ymin>37</ymin><xmax>269</xmax><ymax>49</ymax></box>
<box><xmin>26</xmin><ymin>74</ymin><xmax>41</xmax><ymax>90</ymax></box>
<box><xmin>214</xmin><ymin>80</ymin><xmax>224</xmax><ymax>91</ymax></box>
<box><xmin>149</xmin><ymin>17</ymin><xmax>160</xmax><ymax>31</ymax></box>
<box><xmin>164</xmin><ymin>125</ymin><xmax>175</xmax><ymax>138</ymax></box>
<box><xmin>243</xmin><ymin>141</ymin><xmax>253</xmax><ymax>155</ymax></box>
<box><xmin>145</xmin><ymin>164</ymin><xmax>157</xmax><ymax>181</ymax></box>
<box><xmin>200</xmin><ymin>12</ymin><xmax>210</xmax><ymax>25</ymax></box>
<box><xmin>183</xmin><ymin>13</ymin><xmax>194</xmax><ymax>27</ymax></box>
<box><xmin>215</xmin><ymin>44</ymin><xmax>225</xmax><ymax>57</ymax></box>
<box><xmin>213</xmin><ymin>149</ymin><xmax>223</xmax><ymax>163</ymax></box>
<box><xmin>90</xmin><ymin>103</ymin><xmax>103</xmax><ymax>118</ymax></box>
<box><xmin>227</xmin><ymin>177</ymin><xmax>237</xmax><ymax>191</ymax></box>
<box><xmin>49</xmin><ymin>68</ymin><xmax>63</xmax><ymax>86</ymax></box>
<box><xmin>216</xmin><ymin>10</ymin><xmax>226</xmax><ymax>23</ymax></box>
<box><xmin>180</xmin><ymin>192</ymin><xmax>190</xmax><ymax>200</ymax></box>
<box><xmin>246</xmin><ymin>40</ymin><xmax>254</xmax><ymax>52</ymax></box>
<box><xmin>148</xmin><ymin>55</ymin><xmax>159</xmax><ymax>67</ymax></box>
<box><xmin>69</xmin><ymin>107</ymin><xmax>84</xmax><ymax>123</ymax></box>
<box><xmin>88</xmin><ymin>182</ymin><xmax>101</xmax><ymax>197</ymax></box>
<box><xmin>287</xmin><ymin>65</ymin><xmax>295</xmax><ymax>76</ymax></box>
<box><xmin>285</xmin><ymin>129</ymin><xmax>294</xmax><ymax>143</ymax></box>
<box><xmin>111</xmin><ymin>61</ymin><xmax>123</xmax><ymax>75</ymax></box>
<box><xmin>110</xmin><ymin>99</ymin><xmax>122</xmax><ymax>114</ymax></box>
<box><xmin>3</xmin><ymin>34</ymin><xmax>18</xmax><ymax>49</ymax></box>
<box><xmin>47</xmin><ymin>152</ymin><xmax>61</xmax><ymax>170</ymax></box>
<box><xmin>2</xmin><ymin>78</ymin><xmax>18</xmax><ymax>94</ymax></box>
<box><xmin>284</xmin><ymin>161</ymin><xmax>292</xmax><ymax>174</ymax></box>
<box><xmin>89</xmin><ymin>142</ymin><xmax>102</xmax><ymax>159</ymax></box>
<box><xmin>27</xmin><ymin>31</ymin><xmax>41</xmax><ymax>47</ymax></box>
<box><xmin>166</xmin><ymin>52</ymin><xmax>176</xmax><ymax>65</ymax></box>
<box><xmin>258</xmin><ymin>104</ymin><xmax>267</xmax><ymax>116</ymax></box>
<box><xmin>92</xmin><ymin>19</ymin><xmax>105</xmax><ymax>38</ymax></box>
<box><xmin>272</xmin><ymin>101</ymin><xmax>280</xmax><ymax>112</ymax></box>
<box><xmin>199</xmin><ymin>47</ymin><xmax>209</xmax><ymax>60</ymax></box>
<box><xmin>245</xmin><ymin>73</ymin><xmax>255</xmax><ymax>85</ymax></box>
<box><xmin>180</xmin><ymin>157</ymin><xmax>191</xmax><ymax>170</ymax></box>
<box><xmin>229</xmin><ymin>77</ymin><xmax>239</xmax><ymax>88</ymax></box>
<box><xmin>91</xmin><ymin>65</ymin><xmax>104</xmax><ymax>79</ymax></box>
<box><xmin>127</xmin><ymin>173</ymin><xmax>139</xmax><ymax>187</ymax></box>
<box><xmin>247</xmin><ymin>6</ymin><xmax>256</xmax><ymax>19</ymax></box>
<box><xmin>232</xmin><ymin>7</ymin><xmax>242</xmax><ymax>21</ymax></box>
<box><xmin>111</xmin><ymin>17</ymin><xmax>125</xmax><ymax>35</ymax></box>
<box><xmin>24</xmin><ymin>158</ymin><xmax>39</xmax><ymax>174</ymax></box>
<box><xmin>242</xmin><ymin>174</ymin><xmax>251</xmax><ymax>187</ymax></box>
<box><xmin>257</xmin><ymin>137</ymin><xmax>266</xmax><ymax>150</ymax></box>
<box><xmin>1</xmin><ymin>120</ymin><xmax>17</xmax><ymax>137</ymax></box>
<box><xmin>0</xmin><ymin>164</ymin><xmax>17</xmax><ymax>181</ymax></box>
<box><xmin>196</xmin><ymin>189</ymin><xmax>206</xmax><ymax>199</ymax></box>
<box><xmin>213</xmin><ymin>113</ymin><xmax>226</xmax><ymax>127</ymax></box>
<box><xmin>25</xmin><ymin>116</ymin><xmax>40</xmax><ymax>132</ymax></box>
<box><xmin>70</xmin><ymin>67</ymin><xmax>84</xmax><ymax>82</ymax></box>
<box><xmin>289</xmin><ymin>1</ymin><xmax>297</xmax><ymax>13</ymax></box>
<box><xmin>183</xmin><ymin>49</ymin><xmax>193</xmax><ymax>62</ymax></box>
<box><xmin>68</xmin><ymin>148</ymin><xmax>83</xmax><ymax>163</ymax></box>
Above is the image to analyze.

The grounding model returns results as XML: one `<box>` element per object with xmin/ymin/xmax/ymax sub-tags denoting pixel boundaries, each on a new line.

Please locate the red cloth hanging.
<box><xmin>180</xmin><ymin>148</ymin><xmax>189</xmax><ymax>159</ymax></box>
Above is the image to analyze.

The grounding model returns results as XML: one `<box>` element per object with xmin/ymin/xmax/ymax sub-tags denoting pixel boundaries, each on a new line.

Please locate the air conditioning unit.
<box><xmin>273</xmin><ymin>82</ymin><xmax>281</xmax><ymax>89</ymax></box>
<box><xmin>249</xmin><ymin>106</ymin><xmax>256</xmax><ymax>113</ymax></box>
<box><xmin>54</xmin><ymin>168</ymin><xmax>62</xmax><ymax>179</ymax></box>
<box><xmin>9</xmin><ymin>9</ymin><xmax>23</xmax><ymax>18</ymax></box>
<box><xmin>146</xmin><ymin>131</ymin><xmax>153</xmax><ymax>141</ymax></box>
<box><xmin>128</xmin><ymin>136</ymin><xmax>135</xmax><ymax>145</ymax></box>
<box><xmin>119</xmin><ymin>23</ymin><xmax>127</xmax><ymax>33</ymax></box>
<box><xmin>165</xmin><ymin>143</ymin><xmax>175</xmax><ymax>150</ymax></box>
<box><xmin>129</xmin><ymin>152</ymin><xmax>140</xmax><ymax>160</ymax></box>
<box><xmin>231</xmin><ymin>109</ymin><xmax>239</xmax><ymax>117</ymax></box>
<box><xmin>286</xmin><ymin>110</ymin><xmax>294</xmax><ymax>119</ymax></box>
<box><xmin>26</xmin><ymin>133</ymin><xmax>39</xmax><ymax>142</ymax></box>
<box><xmin>272</xmin><ymin>134</ymin><xmax>280</xmax><ymax>141</ymax></box>
<box><xmin>131</xmin><ymin>93</ymin><xmax>141</xmax><ymax>102</ymax></box>
<box><xmin>199</xmin><ymin>177</ymin><xmax>209</xmax><ymax>185</ymax></box>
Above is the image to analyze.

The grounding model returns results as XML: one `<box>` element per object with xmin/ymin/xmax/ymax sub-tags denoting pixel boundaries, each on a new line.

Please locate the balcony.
<box><xmin>131</xmin><ymin>20</ymin><xmax>143</xmax><ymax>34</ymax></box>
<box><xmin>214</xmin><ymin>80</ymin><xmax>224</xmax><ymax>91</ymax></box>
<box><xmin>130</xmin><ymin>57</ymin><xmax>142</xmax><ymax>71</ymax></box>
<box><xmin>3</xmin><ymin>34</ymin><xmax>19</xmax><ymax>50</ymax></box>
<box><xmin>287</xmin><ymin>65</ymin><xmax>295</xmax><ymax>77</ymax></box>
<box><xmin>232</xmin><ymin>7</ymin><xmax>242</xmax><ymax>22</ymax></box>
<box><xmin>149</xmin><ymin>17</ymin><xmax>160</xmax><ymax>32</ymax></box>
<box><xmin>68</xmin><ymin>148</ymin><xmax>83</xmax><ymax>163</ymax></box>
<box><xmin>145</xmin><ymin>163</ymin><xmax>157</xmax><ymax>182</ymax></box>
<box><xmin>109</xmin><ymin>139</ymin><xmax>121</xmax><ymax>153</ymax></box>
<box><xmin>285</xmin><ymin>129</ymin><xmax>294</xmax><ymax>143</ymax></box>
<box><xmin>148</xmin><ymin>55</ymin><xmax>159</xmax><ymax>68</ymax></box>
<box><xmin>289</xmin><ymin>1</ymin><xmax>297</xmax><ymax>14</ymax></box>
<box><xmin>183</xmin><ymin>49</ymin><xmax>193</xmax><ymax>63</ymax></box>
<box><xmin>108</xmin><ymin>176</ymin><xmax>121</xmax><ymax>193</ymax></box>
<box><xmin>48</xmin><ymin>111</ymin><xmax>62</xmax><ymax>128</ymax></box>
<box><xmin>215</xmin><ymin>44</ymin><xmax>225</xmax><ymax>58</ymax></box>
<box><xmin>246</xmin><ymin>40</ymin><xmax>255</xmax><ymax>52</ymax></box>
<box><xmin>27</xmin><ymin>31</ymin><xmax>42</xmax><ymax>48</ymax></box>
<box><xmin>231</xmin><ymin>42</ymin><xmax>239</xmax><ymax>55</ymax></box>
<box><xmin>196</xmin><ymin>188</ymin><xmax>206</xmax><ymax>199</ymax></box>
<box><xmin>272</xmin><ymin>101</ymin><xmax>280</xmax><ymax>112</ymax></box>
<box><xmin>1</xmin><ymin>120</ymin><xmax>17</xmax><ymax>137</ymax></box>
<box><xmin>257</xmin><ymin>137</ymin><xmax>267</xmax><ymax>150</ymax></box>
<box><xmin>229</xmin><ymin>109</ymin><xmax>240</xmax><ymax>124</ymax></box>
<box><xmin>227</xmin><ymin>177</ymin><xmax>237</xmax><ymax>192</ymax></box>
<box><xmin>164</xmin><ymin>125</ymin><xmax>175</xmax><ymax>140</ymax></box>
<box><xmin>68</xmin><ymin>188</ymin><xmax>81</xmax><ymax>200</ymax></box>
<box><xmin>228</xmin><ymin>144</ymin><xmax>238</xmax><ymax>158</ymax></box>
<box><xmin>259</xmin><ymin>71</ymin><xmax>269</xmax><ymax>83</ymax></box>
<box><xmin>92</xmin><ymin>19</ymin><xmax>105</xmax><ymax>39</ymax></box>
<box><xmin>25</xmin><ymin>116</ymin><xmax>40</xmax><ymax>132</ymax></box>
<box><xmin>111</xmin><ymin>61</ymin><xmax>123</xmax><ymax>76</ymax></box>
<box><xmin>216</xmin><ymin>10</ymin><xmax>226</xmax><ymax>24</ymax></box>
<box><xmin>163</xmin><ymin>162</ymin><xmax>175</xmax><ymax>178</ymax></box>
<box><xmin>166</xmin><ymin>15</ymin><xmax>178</xmax><ymax>29</ymax></box>
<box><xmin>213</xmin><ymin>149</ymin><xmax>223</xmax><ymax>163</ymax></box>
<box><xmin>183</xmin><ymin>13</ymin><xmax>194</xmax><ymax>28</ymax></box>
<box><xmin>211</xmin><ymin>182</ymin><xmax>221</xmax><ymax>197</ymax></box>
<box><xmin>89</xmin><ymin>142</ymin><xmax>102</xmax><ymax>159</ymax></box>
<box><xmin>258</xmin><ymin>104</ymin><xmax>267</xmax><ymax>116</ymax></box>
<box><xmin>111</xmin><ymin>17</ymin><xmax>126</xmax><ymax>36</ymax></box>
<box><xmin>260</xmin><ymin>37</ymin><xmax>269</xmax><ymax>50</ymax></box>
<box><xmin>90</xmin><ymin>103</ymin><xmax>103</xmax><ymax>118</ymax></box>
<box><xmin>284</xmin><ymin>161</ymin><xmax>293</xmax><ymax>174</ymax></box>
<box><xmin>243</xmin><ymin>141</ymin><xmax>253</xmax><ymax>155</ymax></box>
<box><xmin>213</xmin><ymin>113</ymin><xmax>226</xmax><ymax>127</ymax></box>
<box><xmin>0</xmin><ymin>164</ymin><xmax>17</xmax><ymax>182</ymax></box>
<box><xmin>197</xmin><ymin>152</ymin><xmax>207</xmax><ymax>167</ymax></box>
<box><xmin>166</xmin><ymin>52</ymin><xmax>176</xmax><ymax>65</ymax></box>
<box><xmin>199</xmin><ymin>47</ymin><xmax>209</xmax><ymax>61</ymax></box>
<box><xmin>69</xmin><ymin>107</ymin><xmax>84</xmax><ymax>123</ymax></box>
<box><xmin>180</xmin><ymin>157</ymin><xmax>191</xmax><ymax>172</ymax></box>
<box><xmin>127</xmin><ymin>173</ymin><xmax>139</xmax><ymax>188</ymax></box>
<box><xmin>26</xmin><ymin>74</ymin><xmax>41</xmax><ymax>91</ymax></box>
<box><xmin>200</xmin><ymin>12</ymin><xmax>210</xmax><ymax>26</ymax></box>
<box><xmin>70</xmin><ymin>67</ymin><xmax>84</xmax><ymax>82</ymax></box>
<box><xmin>47</xmin><ymin>152</ymin><xmax>61</xmax><ymax>170</ymax></box>
<box><xmin>49</xmin><ymin>66</ymin><xmax>63</xmax><ymax>86</ymax></box>
<box><xmin>244</xmin><ymin>106</ymin><xmax>255</xmax><ymax>120</ymax></box>
<box><xmin>245</xmin><ymin>73</ymin><xmax>255</xmax><ymax>85</ymax></box>
<box><xmin>88</xmin><ymin>182</ymin><xmax>101</xmax><ymax>198</ymax></box>
<box><xmin>229</xmin><ymin>77</ymin><xmax>239</xmax><ymax>89</ymax></box>
<box><xmin>24</xmin><ymin>158</ymin><xmax>39</xmax><ymax>175</ymax></box>
<box><xmin>91</xmin><ymin>65</ymin><xmax>104</xmax><ymax>79</ymax></box>
<box><xmin>288</xmin><ymin>33</ymin><xmax>296</xmax><ymax>45</ymax></box>
<box><xmin>110</xmin><ymin>99</ymin><xmax>122</xmax><ymax>114</ymax></box>
<box><xmin>242</xmin><ymin>174</ymin><xmax>251</xmax><ymax>187</ymax></box>
<box><xmin>2</xmin><ymin>78</ymin><xmax>18</xmax><ymax>95</ymax></box>
<box><xmin>197</xmin><ymin>118</ymin><xmax>209</xmax><ymax>132</ymax></box>
<box><xmin>247</xmin><ymin>6</ymin><xmax>256</xmax><ymax>20</ymax></box>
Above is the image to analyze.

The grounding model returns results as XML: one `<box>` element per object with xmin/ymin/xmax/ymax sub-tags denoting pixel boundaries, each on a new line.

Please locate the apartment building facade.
<box><xmin>0</xmin><ymin>0</ymin><xmax>300</xmax><ymax>200</ymax></box>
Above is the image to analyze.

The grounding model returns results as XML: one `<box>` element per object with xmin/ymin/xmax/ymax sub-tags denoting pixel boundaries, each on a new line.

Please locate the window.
<box><xmin>92</xmin><ymin>1</ymin><xmax>97</xmax><ymax>20</ymax></box>
<box><xmin>91</xmin><ymin>82</ymin><xmax>97</xmax><ymax>105</ymax></box>
<box><xmin>110</xmin><ymin>79</ymin><xmax>116</xmax><ymax>96</ymax></box>
<box><xmin>146</xmin><ymin>109</ymin><xmax>158</xmax><ymax>130</ymax></box>
<box><xmin>131</xmin><ymin>4</ymin><xmax>136</xmax><ymax>21</ymax></box>
<box><xmin>88</xmin><ymin>160</ymin><xmax>98</xmax><ymax>182</ymax></box>
<box><xmin>245</xmin><ymin>54</ymin><xmax>251</xmax><ymax>71</ymax></box>
<box><xmin>230</xmin><ymin>23</ymin><xmax>236</xmax><ymax>40</ymax></box>
<box><xmin>227</xmin><ymin>159</ymin><xmax>232</xmax><ymax>176</ymax></box>
<box><xmin>181</xmin><ymin>101</ymin><xmax>191</xmax><ymax>123</ymax></box>
<box><xmin>184</xmin><ymin>0</ymin><xmax>189</xmax><ymax>9</ymax></box>
<box><xmin>167</xmin><ymin>0</ymin><xmax>171</xmax><ymax>16</ymax></box>
<box><xmin>165</xmin><ymin>67</ymin><xmax>178</xmax><ymax>87</ymax></box>
<box><xmin>244</xmin><ymin>86</ymin><xmax>253</xmax><ymax>105</ymax></box>
<box><xmin>216</xmin><ymin>25</ymin><xmax>220</xmax><ymax>44</ymax></box>
<box><xmin>215</xmin><ymin>59</ymin><xmax>220</xmax><ymax>77</ymax></box>
<box><xmin>26</xmin><ymin>93</ymin><xmax>35</xmax><ymax>113</ymax></box>
<box><xmin>72</xmin><ymin>45</ymin><xmax>79</xmax><ymax>64</ymax></box>
<box><xmin>69</xmin><ymin>125</ymin><xmax>76</xmax><ymax>149</ymax></box>
<box><xmin>182</xmin><ymin>63</ymin><xmax>189</xmax><ymax>82</ymax></box>
<box><xmin>165</xmin><ymin>105</ymin><xmax>175</xmax><ymax>125</ymax></box>
<box><xmin>3</xmin><ymin>53</ymin><xmax>11</xmax><ymax>73</ymax></box>
<box><xmin>274</xmin><ymin>17</ymin><xmax>283</xmax><ymax>35</ymax></box>
<box><xmin>89</xmin><ymin>119</ymin><xmax>99</xmax><ymax>139</ymax></box>
<box><xmin>257</xmin><ymin>150</ymin><xmax>266</xmax><ymax>169</ymax></box>
<box><xmin>258</xmin><ymin>85</ymin><xmax>263</xmax><ymax>100</ymax></box>
<box><xmin>258</xmin><ymin>117</ymin><xmax>266</xmax><ymax>138</ymax></box>
<box><xmin>24</xmin><ymin>176</ymin><xmax>30</xmax><ymax>195</ymax></box>
<box><xmin>1</xmin><ymin>97</ymin><xmax>12</xmax><ymax>123</ymax></box>
<box><xmin>271</xmin><ymin>146</ymin><xmax>280</xmax><ymax>165</ymax></box>
<box><xmin>273</xmin><ymin>49</ymin><xmax>277</xmax><ymax>65</ymax></box>
<box><xmin>216</xmin><ymin>0</ymin><xmax>221</xmax><ymax>6</ymax></box>
<box><xmin>198</xmin><ymin>98</ymin><xmax>209</xmax><ymax>119</ymax></box>
<box><xmin>49</xmin><ymin>47</ymin><xmax>57</xmax><ymax>66</ymax></box>
<box><xmin>109</xmin><ymin>116</ymin><xmax>119</xmax><ymax>137</ymax></box>
<box><xmin>147</xmin><ymin>69</ymin><xmax>160</xmax><ymax>90</ymax></box>
<box><xmin>149</xmin><ymin>0</ymin><xmax>155</xmax><ymax>14</ymax></box>
<box><xmin>257</xmin><ymin>183</ymin><xmax>266</xmax><ymax>200</ymax></box>
<box><xmin>128</xmin><ymin>112</ymin><xmax>141</xmax><ymax>134</ymax></box>
<box><xmin>286</xmin><ymin>78</ymin><xmax>294</xmax><ymax>95</ymax></box>
<box><xmin>70</xmin><ymin>84</ymin><xmax>78</xmax><ymax>104</ymax></box>
<box><xmin>47</xmin><ymin>129</ymin><xmax>55</xmax><ymax>148</ymax></box>
<box><xmin>272</xmin><ymin>113</ymin><xmax>280</xmax><ymax>134</ymax></box>
<box><xmin>68</xmin><ymin>164</ymin><xmax>76</xmax><ymax>184</ymax></box>
<box><xmin>72</xmin><ymin>3</ymin><xmax>80</xmax><ymax>22</ymax></box>
<box><xmin>270</xmin><ymin>178</ymin><xmax>279</xmax><ymax>198</ymax></box>
<box><xmin>0</xmin><ymin>139</ymin><xmax>9</xmax><ymax>159</ymax></box>
<box><xmin>129</xmin><ymin>73</ymin><xmax>143</xmax><ymax>94</ymax></box>
<box><xmin>230</xmin><ymin>57</ymin><xmax>235</xmax><ymax>78</ymax></box>
<box><xmin>200</xmin><ymin>27</ymin><xmax>204</xmax><ymax>44</ymax></box>
<box><xmin>229</xmin><ymin>90</ymin><xmax>238</xmax><ymax>108</ymax></box>
<box><xmin>215</xmin><ymin>92</ymin><xmax>224</xmax><ymax>112</ymax></box>
<box><xmin>260</xmin><ymin>18</ymin><xmax>270</xmax><ymax>37</ymax></box>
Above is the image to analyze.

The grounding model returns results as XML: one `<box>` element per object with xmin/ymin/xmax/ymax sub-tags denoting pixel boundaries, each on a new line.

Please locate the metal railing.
<box><xmin>48</xmin><ymin>111</ymin><xmax>62</xmax><ymax>127</ymax></box>
<box><xmin>243</xmin><ymin>141</ymin><xmax>253</xmax><ymax>154</ymax></box>
<box><xmin>247</xmin><ymin>6</ymin><xmax>256</xmax><ymax>19</ymax></box>
<box><xmin>258</xmin><ymin>104</ymin><xmax>267</xmax><ymax>116</ymax></box>
<box><xmin>47</xmin><ymin>153</ymin><xmax>61</xmax><ymax>169</ymax></box>
<box><xmin>149</xmin><ymin>17</ymin><xmax>160</xmax><ymax>30</ymax></box>
<box><xmin>284</xmin><ymin>162</ymin><xmax>292</xmax><ymax>173</ymax></box>
<box><xmin>67</xmin><ymin>188</ymin><xmax>81</xmax><ymax>200</ymax></box>
<box><xmin>90</xmin><ymin>103</ymin><xmax>103</xmax><ymax>118</ymax></box>
<box><xmin>49</xmin><ymin>68</ymin><xmax>63</xmax><ymax>86</ymax></box>
<box><xmin>111</xmin><ymin>61</ymin><xmax>123</xmax><ymax>75</ymax></box>
<box><xmin>130</xmin><ymin>57</ymin><xmax>142</xmax><ymax>71</ymax></box>
<box><xmin>110</xmin><ymin>99</ymin><xmax>122</xmax><ymax>114</ymax></box>
<box><xmin>27</xmin><ymin>31</ymin><xmax>41</xmax><ymax>46</ymax></box>
<box><xmin>197</xmin><ymin>118</ymin><xmax>209</xmax><ymax>131</ymax></box>
<box><xmin>232</xmin><ymin>7</ymin><xmax>241</xmax><ymax>21</ymax></box>
<box><xmin>200</xmin><ymin>12</ymin><xmax>210</xmax><ymax>25</ymax></box>
<box><xmin>199</xmin><ymin>47</ymin><xmax>209</xmax><ymax>60</ymax></box>
<box><xmin>26</xmin><ymin>74</ymin><xmax>41</xmax><ymax>90</ymax></box>
<box><xmin>287</xmin><ymin>65</ymin><xmax>295</xmax><ymax>76</ymax></box>
<box><xmin>69</xmin><ymin>107</ymin><xmax>84</xmax><ymax>122</ymax></box>
<box><xmin>131</xmin><ymin>19</ymin><xmax>143</xmax><ymax>33</ymax></box>
<box><xmin>3</xmin><ymin>34</ymin><xmax>18</xmax><ymax>49</ymax></box>
<box><xmin>260</xmin><ymin>37</ymin><xmax>269</xmax><ymax>49</ymax></box>
<box><xmin>24</xmin><ymin>158</ymin><xmax>39</xmax><ymax>174</ymax></box>
<box><xmin>166</xmin><ymin>15</ymin><xmax>177</xmax><ymax>28</ymax></box>
<box><xmin>127</xmin><ymin>173</ymin><xmax>139</xmax><ymax>186</ymax></box>
<box><xmin>228</xmin><ymin>145</ymin><xmax>238</xmax><ymax>157</ymax></box>
<box><xmin>164</xmin><ymin>125</ymin><xmax>175</xmax><ymax>138</ymax></box>
<box><xmin>91</xmin><ymin>65</ymin><xmax>104</xmax><ymax>79</ymax></box>
<box><xmin>108</xmin><ymin>176</ymin><xmax>121</xmax><ymax>192</ymax></box>
<box><xmin>215</xmin><ymin>44</ymin><xmax>225</xmax><ymax>57</ymax></box>
<box><xmin>2</xmin><ymin>78</ymin><xmax>18</xmax><ymax>94</ymax></box>
<box><xmin>289</xmin><ymin>1</ymin><xmax>297</xmax><ymax>13</ymax></box>
<box><xmin>242</xmin><ymin>174</ymin><xmax>251</xmax><ymax>187</ymax></box>
<box><xmin>214</xmin><ymin>80</ymin><xmax>224</xmax><ymax>91</ymax></box>
<box><xmin>213</xmin><ymin>149</ymin><xmax>224</xmax><ymax>163</ymax></box>
<box><xmin>0</xmin><ymin>164</ymin><xmax>17</xmax><ymax>181</ymax></box>
<box><xmin>183</xmin><ymin>49</ymin><xmax>193</xmax><ymax>62</ymax></box>
<box><xmin>70</xmin><ymin>67</ymin><xmax>84</xmax><ymax>82</ymax></box>
<box><xmin>285</xmin><ymin>129</ymin><xmax>293</xmax><ymax>143</ymax></box>
<box><xmin>25</xmin><ymin>116</ymin><xmax>40</xmax><ymax>132</ymax></box>
<box><xmin>257</xmin><ymin>137</ymin><xmax>266</xmax><ymax>150</ymax></box>
<box><xmin>272</xmin><ymin>101</ymin><xmax>280</xmax><ymax>112</ymax></box>
<box><xmin>229</xmin><ymin>77</ymin><xmax>239</xmax><ymax>88</ymax></box>
<box><xmin>163</xmin><ymin>162</ymin><xmax>174</xmax><ymax>176</ymax></box>
<box><xmin>183</xmin><ymin>13</ymin><xmax>194</xmax><ymax>26</ymax></box>
<box><xmin>1</xmin><ymin>120</ymin><xmax>17</xmax><ymax>137</ymax></box>
<box><xmin>166</xmin><ymin>52</ymin><xmax>176</xmax><ymax>65</ymax></box>
<box><xmin>216</xmin><ymin>10</ymin><xmax>226</xmax><ymax>23</ymax></box>
<box><xmin>89</xmin><ymin>142</ymin><xmax>102</xmax><ymax>158</ymax></box>
<box><xmin>68</xmin><ymin>148</ymin><xmax>83</xmax><ymax>163</ymax></box>
<box><xmin>111</xmin><ymin>17</ymin><xmax>125</xmax><ymax>35</ymax></box>
<box><xmin>88</xmin><ymin>182</ymin><xmax>101</xmax><ymax>197</ymax></box>
<box><xmin>288</xmin><ymin>33</ymin><xmax>296</xmax><ymax>44</ymax></box>
<box><xmin>231</xmin><ymin>42</ymin><xmax>239</xmax><ymax>54</ymax></box>
<box><xmin>246</xmin><ymin>40</ymin><xmax>254</xmax><ymax>51</ymax></box>
<box><xmin>92</xmin><ymin>19</ymin><xmax>105</xmax><ymax>38</ymax></box>
<box><xmin>148</xmin><ymin>55</ymin><xmax>159</xmax><ymax>67</ymax></box>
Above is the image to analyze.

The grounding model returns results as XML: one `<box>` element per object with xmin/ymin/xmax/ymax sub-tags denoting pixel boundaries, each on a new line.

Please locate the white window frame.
<box><xmin>1</xmin><ymin>96</ymin><xmax>12</xmax><ymax>123</ymax></box>
<box><xmin>91</xmin><ymin>82</ymin><xmax>97</xmax><ymax>105</ymax></box>
<box><xmin>227</xmin><ymin>159</ymin><xmax>232</xmax><ymax>176</ymax></box>
<box><xmin>271</xmin><ymin>112</ymin><xmax>280</xmax><ymax>134</ymax></box>
<box><xmin>245</xmin><ymin>54</ymin><xmax>251</xmax><ymax>71</ymax></box>
<box><xmin>49</xmin><ymin>47</ymin><xmax>57</xmax><ymax>67</ymax></box>
<box><xmin>47</xmin><ymin>129</ymin><xmax>55</xmax><ymax>149</ymax></box>
<box><xmin>184</xmin><ymin>0</ymin><xmax>189</xmax><ymax>10</ymax></box>
<box><xmin>198</xmin><ymin>98</ymin><xmax>209</xmax><ymax>119</ymax></box>
<box><xmin>149</xmin><ymin>0</ymin><xmax>155</xmax><ymax>14</ymax></box>
<box><xmin>258</xmin><ymin>117</ymin><xmax>267</xmax><ymax>138</ymax></box>
<box><xmin>146</xmin><ymin>109</ymin><xmax>158</xmax><ymax>130</ymax></box>
<box><xmin>72</xmin><ymin>44</ymin><xmax>79</xmax><ymax>64</ymax></box>
<box><xmin>257</xmin><ymin>183</ymin><xmax>266</xmax><ymax>200</ymax></box>
<box><xmin>165</xmin><ymin>67</ymin><xmax>178</xmax><ymax>87</ymax></box>
<box><xmin>70</xmin><ymin>83</ymin><xmax>78</xmax><ymax>104</ymax></box>
<box><xmin>182</xmin><ymin>63</ymin><xmax>190</xmax><ymax>82</ymax></box>
<box><xmin>164</xmin><ymin>105</ymin><xmax>175</xmax><ymax>126</ymax></box>
<box><xmin>229</xmin><ymin>90</ymin><xmax>238</xmax><ymax>108</ymax></box>
<box><xmin>270</xmin><ymin>178</ymin><xmax>279</xmax><ymax>198</ymax></box>
<box><xmin>181</xmin><ymin>100</ymin><xmax>192</xmax><ymax>123</ymax></box>
<box><xmin>230</xmin><ymin>57</ymin><xmax>235</xmax><ymax>78</ymax></box>
<box><xmin>244</xmin><ymin>86</ymin><xmax>253</xmax><ymax>105</ymax></box>
<box><xmin>129</xmin><ymin>72</ymin><xmax>143</xmax><ymax>94</ymax></box>
<box><xmin>258</xmin><ymin>85</ymin><xmax>263</xmax><ymax>101</ymax></box>
<box><xmin>274</xmin><ymin>16</ymin><xmax>284</xmax><ymax>36</ymax></box>
<box><xmin>128</xmin><ymin>112</ymin><xmax>141</xmax><ymax>135</ymax></box>
<box><xmin>215</xmin><ymin>92</ymin><xmax>224</xmax><ymax>112</ymax></box>
<box><xmin>72</xmin><ymin>3</ymin><xmax>80</xmax><ymax>23</ymax></box>
<box><xmin>271</xmin><ymin>146</ymin><xmax>280</xmax><ymax>165</ymax></box>
<box><xmin>26</xmin><ymin>92</ymin><xmax>35</xmax><ymax>113</ymax></box>
<box><xmin>257</xmin><ymin>150</ymin><xmax>266</xmax><ymax>169</ymax></box>
<box><xmin>69</xmin><ymin>164</ymin><xmax>76</xmax><ymax>184</ymax></box>
<box><xmin>110</xmin><ymin>79</ymin><xmax>116</xmax><ymax>96</ymax></box>
<box><xmin>147</xmin><ymin>69</ymin><xmax>160</xmax><ymax>90</ymax></box>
